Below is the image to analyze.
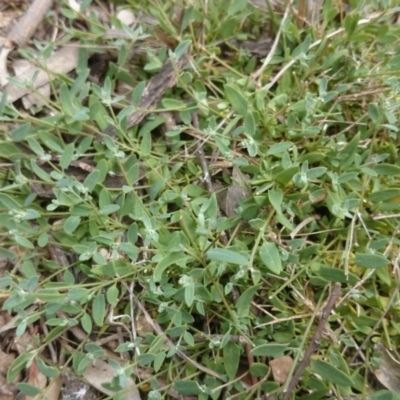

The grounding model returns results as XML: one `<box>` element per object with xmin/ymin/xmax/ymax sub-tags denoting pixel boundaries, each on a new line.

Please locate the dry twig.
<box><xmin>282</xmin><ymin>283</ymin><xmax>341</xmax><ymax>400</ymax></box>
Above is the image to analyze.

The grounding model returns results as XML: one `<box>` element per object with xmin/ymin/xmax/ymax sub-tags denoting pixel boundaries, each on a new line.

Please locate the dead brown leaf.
<box><xmin>0</xmin><ymin>349</ymin><xmax>17</xmax><ymax>400</ymax></box>
<box><xmin>269</xmin><ymin>355</ymin><xmax>294</xmax><ymax>384</ymax></box>
<box><xmin>25</xmin><ymin>360</ymin><xmax>47</xmax><ymax>400</ymax></box>
<box><xmin>82</xmin><ymin>358</ymin><xmax>141</xmax><ymax>400</ymax></box>
<box><xmin>374</xmin><ymin>343</ymin><xmax>400</xmax><ymax>393</ymax></box>
<box><xmin>6</xmin><ymin>0</ymin><xmax>53</xmax><ymax>48</ymax></box>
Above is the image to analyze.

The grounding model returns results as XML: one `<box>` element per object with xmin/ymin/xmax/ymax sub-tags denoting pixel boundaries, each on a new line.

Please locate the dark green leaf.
<box><xmin>174</xmin><ymin>380</ymin><xmax>202</xmax><ymax>395</ymax></box>
<box><xmin>249</xmin><ymin>363</ymin><xmax>269</xmax><ymax>377</ymax></box>
<box><xmin>317</xmin><ymin>266</ymin><xmax>358</xmax><ymax>284</ymax></box>
<box><xmin>224</xmin><ymin>84</ymin><xmax>248</xmax><ymax>116</ymax></box>
<box><xmin>268</xmin><ymin>188</ymin><xmax>283</xmax><ymax>214</ymax></box>
<box><xmin>223</xmin><ymin>342</ymin><xmax>241</xmax><ymax>380</ymax></box>
<box><xmin>251</xmin><ymin>343</ymin><xmax>288</xmax><ymax>357</ymax></box>
<box><xmin>259</xmin><ymin>242</ymin><xmax>282</xmax><ymax>274</ymax></box>
<box><xmin>236</xmin><ymin>285</ymin><xmax>259</xmax><ymax>317</ymax></box>
<box><xmin>154</xmin><ymin>252</ymin><xmax>189</xmax><ymax>282</ymax></box>
<box><xmin>311</xmin><ymin>359</ymin><xmax>353</xmax><ymax>387</ymax></box>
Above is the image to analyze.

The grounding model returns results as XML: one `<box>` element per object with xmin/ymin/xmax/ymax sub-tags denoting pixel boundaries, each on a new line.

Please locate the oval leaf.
<box><xmin>311</xmin><ymin>359</ymin><xmax>354</xmax><ymax>387</ymax></box>
<box><xmin>207</xmin><ymin>248</ymin><xmax>249</xmax><ymax>265</ymax></box>
<box><xmin>223</xmin><ymin>342</ymin><xmax>241</xmax><ymax>380</ymax></box>
<box><xmin>355</xmin><ymin>253</ymin><xmax>390</xmax><ymax>269</ymax></box>
<box><xmin>252</xmin><ymin>343</ymin><xmax>288</xmax><ymax>357</ymax></box>
<box><xmin>92</xmin><ymin>293</ymin><xmax>105</xmax><ymax>326</ymax></box>
<box><xmin>259</xmin><ymin>242</ymin><xmax>282</xmax><ymax>274</ymax></box>
<box><xmin>224</xmin><ymin>84</ymin><xmax>248</xmax><ymax>116</ymax></box>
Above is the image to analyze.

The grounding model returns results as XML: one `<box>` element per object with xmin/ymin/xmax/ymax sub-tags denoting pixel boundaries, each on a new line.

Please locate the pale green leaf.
<box><xmin>207</xmin><ymin>248</ymin><xmax>249</xmax><ymax>265</ymax></box>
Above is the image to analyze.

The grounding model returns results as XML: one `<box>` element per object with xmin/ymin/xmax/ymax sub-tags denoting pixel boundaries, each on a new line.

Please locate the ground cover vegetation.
<box><xmin>1</xmin><ymin>0</ymin><xmax>400</xmax><ymax>399</ymax></box>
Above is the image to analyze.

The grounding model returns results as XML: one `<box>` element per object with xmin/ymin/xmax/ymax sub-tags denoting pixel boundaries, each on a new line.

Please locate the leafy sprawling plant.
<box><xmin>1</xmin><ymin>0</ymin><xmax>400</xmax><ymax>399</ymax></box>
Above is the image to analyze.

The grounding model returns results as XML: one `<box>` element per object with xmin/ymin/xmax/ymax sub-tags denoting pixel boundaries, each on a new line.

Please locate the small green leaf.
<box><xmin>224</xmin><ymin>84</ymin><xmax>248</xmax><ymax>116</ymax></box>
<box><xmin>268</xmin><ymin>188</ymin><xmax>283</xmax><ymax>214</ymax></box>
<box><xmin>368</xmin><ymin>103</ymin><xmax>380</xmax><ymax>124</ymax></box>
<box><xmin>311</xmin><ymin>359</ymin><xmax>353</xmax><ymax>387</ymax></box>
<box><xmin>0</xmin><ymin>193</ymin><xmax>20</xmax><ymax>210</ymax></box>
<box><xmin>184</xmin><ymin>283</ymin><xmax>195</xmax><ymax>307</ymax></box>
<box><xmin>252</xmin><ymin>343</ymin><xmax>287</xmax><ymax>357</ymax></box>
<box><xmin>92</xmin><ymin>293</ymin><xmax>106</xmax><ymax>326</ymax></box>
<box><xmin>68</xmin><ymin>287</ymin><xmax>89</xmax><ymax>301</ymax></box>
<box><xmin>0</xmin><ymin>247</ymin><xmax>16</xmax><ymax>260</ymax></box>
<box><xmin>154</xmin><ymin>252</ymin><xmax>188</xmax><ymax>282</ymax></box>
<box><xmin>107</xmin><ymin>284</ymin><xmax>119</xmax><ymax>306</ymax></box>
<box><xmin>63</xmin><ymin>215</ymin><xmax>81</xmax><ymax>234</ymax></box>
<box><xmin>374</xmin><ymin>164</ymin><xmax>400</xmax><ymax>176</ymax></box>
<box><xmin>174</xmin><ymin>380</ymin><xmax>202</xmax><ymax>395</ymax></box>
<box><xmin>60</xmin><ymin>84</ymin><xmax>74</xmax><ymax>114</ymax></box>
<box><xmin>344</xmin><ymin>13</ymin><xmax>359</xmax><ymax>37</ymax></box>
<box><xmin>17</xmin><ymin>383</ymin><xmax>41</xmax><ymax>397</ymax></box>
<box><xmin>207</xmin><ymin>248</ymin><xmax>249</xmax><ymax>265</ymax></box>
<box><xmin>267</xmin><ymin>142</ymin><xmax>293</xmax><ymax>155</ymax></box>
<box><xmin>369</xmin><ymin>188</ymin><xmax>400</xmax><ymax>203</ymax></box>
<box><xmin>36</xmin><ymin>357</ymin><xmax>59</xmax><ymax>378</ymax></box>
<box><xmin>162</xmin><ymin>98</ymin><xmax>187</xmax><ymax>109</ymax></box>
<box><xmin>37</xmin><ymin>232</ymin><xmax>49</xmax><ymax>247</ymax></box>
<box><xmin>30</xmin><ymin>160</ymin><xmax>53</xmax><ymax>183</ymax></box>
<box><xmin>141</xmin><ymin>131</ymin><xmax>151</xmax><ymax>157</ymax></box>
<box><xmin>153</xmin><ymin>351</ymin><xmax>166</xmax><ymax>373</ymax></box>
<box><xmin>223</xmin><ymin>342</ymin><xmax>241</xmax><ymax>380</ymax></box>
<box><xmin>11</xmin><ymin>123</ymin><xmax>31</xmax><ymax>141</ymax></box>
<box><xmin>99</xmin><ymin>204</ymin><xmax>120</xmax><ymax>215</ymax></box>
<box><xmin>236</xmin><ymin>285</ymin><xmax>259</xmax><ymax>317</ymax></box>
<box><xmin>15</xmin><ymin>236</ymin><xmax>34</xmax><ymax>249</ymax></box>
<box><xmin>307</xmin><ymin>167</ymin><xmax>327</xmax><ymax>179</ymax></box>
<box><xmin>60</xmin><ymin>143</ymin><xmax>75</xmax><ymax>170</ymax></box>
<box><xmin>244</xmin><ymin>112</ymin><xmax>255</xmax><ymax>137</ymax></box>
<box><xmin>174</xmin><ymin>39</ymin><xmax>192</xmax><ymax>58</ymax></box>
<box><xmin>317</xmin><ymin>266</ymin><xmax>358</xmax><ymax>284</ymax></box>
<box><xmin>249</xmin><ymin>363</ymin><xmax>269</xmax><ymax>377</ymax></box>
<box><xmin>259</xmin><ymin>242</ymin><xmax>282</xmax><ymax>274</ymax></box>
<box><xmin>131</xmin><ymin>81</ymin><xmax>146</xmax><ymax>106</ymax></box>
<box><xmin>228</xmin><ymin>0</ymin><xmax>247</xmax><ymax>16</ymax></box>
<box><xmin>83</xmin><ymin>170</ymin><xmax>100</xmax><ymax>192</ymax></box>
<box><xmin>355</xmin><ymin>253</ymin><xmax>390</xmax><ymax>269</ymax></box>
<box><xmin>7</xmin><ymin>353</ymin><xmax>32</xmax><ymax>382</ymax></box>
<box><xmin>81</xmin><ymin>313</ymin><xmax>92</xmax><ymax>334</ymax></box>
